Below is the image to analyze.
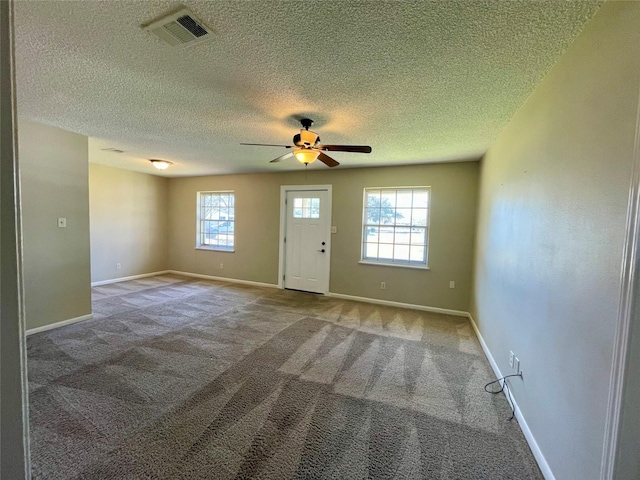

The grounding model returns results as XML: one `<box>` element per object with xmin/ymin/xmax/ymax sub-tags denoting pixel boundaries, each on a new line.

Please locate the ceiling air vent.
<box><xmin>142</xmin><ymin>7</ymin><xmax>212</xmax><ymax>47</ymax></box>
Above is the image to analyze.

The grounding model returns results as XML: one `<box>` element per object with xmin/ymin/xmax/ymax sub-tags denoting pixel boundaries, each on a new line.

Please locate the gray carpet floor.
<box><xmin>27</xmin><ymin>274</ymin><xmax>542</xmax><ymax>479</ymax></box>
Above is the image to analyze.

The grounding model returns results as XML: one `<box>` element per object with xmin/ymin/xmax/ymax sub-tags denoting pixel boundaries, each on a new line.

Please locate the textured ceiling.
<box><xmin>14</xmin><ymin>0</ymin><xmax>602</xmax><ymax>177</ymax></box>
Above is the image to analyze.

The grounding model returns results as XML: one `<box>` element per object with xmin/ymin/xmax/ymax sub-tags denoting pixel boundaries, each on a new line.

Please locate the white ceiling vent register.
<box><xmin>142</xmin><ymin>7</ymin><xmax>212</xmax><ymax>47</ymax></box>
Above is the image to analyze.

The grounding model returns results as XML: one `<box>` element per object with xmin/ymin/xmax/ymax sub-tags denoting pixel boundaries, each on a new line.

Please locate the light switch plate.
<box><xmin>331</xmin><ymin>226</ymin><xmax>337</xmax><ymax>234</ymax></box>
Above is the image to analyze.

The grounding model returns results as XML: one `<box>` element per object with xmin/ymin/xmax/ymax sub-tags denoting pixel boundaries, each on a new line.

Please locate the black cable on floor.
<box><xmin>484</xmin><ymin>373</ymin><xmax>522</xmax><ymax>421</ymax></box>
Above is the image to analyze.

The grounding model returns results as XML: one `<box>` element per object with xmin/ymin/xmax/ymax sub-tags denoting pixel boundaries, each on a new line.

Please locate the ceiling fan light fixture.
<box><xmin>150</xmin><ymin>159</ymin><xmax>172</xmax><ymax>170</ymax></box>
<box><xmin>294</xmin><ymin>149</ymin><xmax>319</xmax><ymax>165</ymax></box>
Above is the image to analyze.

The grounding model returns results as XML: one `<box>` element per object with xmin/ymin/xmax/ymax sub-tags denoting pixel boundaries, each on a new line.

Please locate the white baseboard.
<box><xmin>168</xmin><ymin>270</ymin><xmax>279</xmax><ymax>289</ymax></box>
<box><xmin>26</xmin><ymin>313</ymin><xmax>93</xmax><ymax>336</ymax></box>
<box><xmin>467</xmin><ymin>313</ymin><xmax>555</xmax><ymax>480</ymax></box>
<box><xmin>91</xmin><ymin>270</ymin><xmax>171</xmax><ymax>287</ymax></box>
<box><xmin>327</xmin><ymin>292</ymin><xmax>469</xmax><ymax>317</ymax></box>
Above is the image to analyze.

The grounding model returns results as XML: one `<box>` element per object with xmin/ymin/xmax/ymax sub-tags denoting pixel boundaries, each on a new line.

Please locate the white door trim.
<box><xmin>600</xmin><ymin>75</ymin><xmax>640</xmax><ymax>480</ymax></box>
<box><xmin>278</xmin><ymin>184</ymin><xmax>333</xmax><ymax>293</ymax></box>
<box><xmin>1</xmin><ymin>0</ymin><xmax>32</xmax><ymax>476</ymax></box>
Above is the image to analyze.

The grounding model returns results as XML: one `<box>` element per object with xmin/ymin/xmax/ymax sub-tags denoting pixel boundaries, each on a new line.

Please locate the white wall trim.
<box><xmin>467</xmin><ymin>313</ymin><xmax>556</xmax><ymax>480</ymax></box>
<box><xmin>327</xmin><ymin>292</ymin><xmax>469</xmax><ymax>317</ymax></box>
<box><xmin>168</xmin><ymin>270</ymin><xmax>279</xmax><ymax>289</ymax></box>
<box><xmin>600</xmin><ymin>73</ymin><xmax>640</xmax><ymax>480</ymax></box>
<box><xmin>26</xmin><ymin>313</ymin><xmax>93</xmax><ymax>336</ymax></box>
<box><xmin>91</xmin><ymin>270</ymin><xmax>172</xmax><ymax>287</ymax></box>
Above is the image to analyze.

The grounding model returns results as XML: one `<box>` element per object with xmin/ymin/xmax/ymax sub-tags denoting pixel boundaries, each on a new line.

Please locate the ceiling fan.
<box><xmin>241</xmin><ymin>118</ymin><xmax>372</xmax><ymax>167</ymax></box>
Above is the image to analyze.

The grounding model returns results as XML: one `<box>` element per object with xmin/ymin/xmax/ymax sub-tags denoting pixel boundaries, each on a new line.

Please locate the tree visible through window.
<box><xmin>197</xmin><ymin>191</ymin><xmax>235</xmax><ymax>251</ymax></box>
<box><xmin>362</xmin><ymin>187</ymin><xmax>430</xmax><ymax>265</ymax></box>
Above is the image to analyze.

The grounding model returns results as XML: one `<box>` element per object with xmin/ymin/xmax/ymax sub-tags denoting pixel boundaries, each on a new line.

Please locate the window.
<box><xmin>361</xmin><ymin>187</ymin><xmax>430</xmax><ymax>267</ymax></box>
<box><xmin>293</xmin><ymin>197</ymin><xmax>320</xmax><ymax>219</ymax></box>
<box><xmin>197</xmin><ymin>191</ymin><xmax>235</xmax><ymax>251</ymax></box>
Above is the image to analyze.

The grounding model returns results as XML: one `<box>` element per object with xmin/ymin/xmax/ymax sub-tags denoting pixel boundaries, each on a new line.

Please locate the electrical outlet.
<box><xmin>219</xmin><ymin>263</ymin><xmax>224</xmax><ymax>269</ymax></box>
<box><xmin>57</xmin><ymin>217</ymin><xmax>67</xmax><ymax>228</ymax></box>
<box><xmin>380</xmin><ymin>282</ymin><xmax>386</xmax><ymax>290</ymax></box>
<box><xmin>449</xmin><ymin>280</ymin><xmax>455</xmax><ymax>289</ymax></box>
<box><xmin>116</xmin><ymin>263</ymin><xmax>121</xmax><ymax>270</ymax></box>
<box><xmin>509</xmin><ymin>351</ymin><xmax>515</xmax><ymax>369</ymax></box>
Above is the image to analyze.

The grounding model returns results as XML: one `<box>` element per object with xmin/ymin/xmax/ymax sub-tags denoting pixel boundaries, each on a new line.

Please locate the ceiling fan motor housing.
<box><xmin>295</xmin><ymin>129</ymin><xmax>320</xmax><ymax>147</ymax></box>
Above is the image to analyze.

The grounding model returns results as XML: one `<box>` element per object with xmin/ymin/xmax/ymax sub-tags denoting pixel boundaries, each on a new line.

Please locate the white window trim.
<box><xmin>360</xmin><ymin>186</ymin><xmax>431</xmax><ymax>268</ymax></box>
<box><xmin>196</xmin><ymin>190</ymin><xmax>235</xmax><ymax>252</ymax></box>
<box><xmin>358</xmin><ymin>260</ymin><xmax>430</xmax><ymax>270</ymax></box>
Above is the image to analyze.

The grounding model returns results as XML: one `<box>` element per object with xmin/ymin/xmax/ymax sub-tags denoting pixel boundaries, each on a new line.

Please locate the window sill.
<box><xmin>195</xmin><ymin>247</ymin><xmax>235</xmax><ymax>253</ymax></box>
<box><xmin>359</xmin><ymin>260</ymin><xmax>429</xmax><ymax>270</ymax></box>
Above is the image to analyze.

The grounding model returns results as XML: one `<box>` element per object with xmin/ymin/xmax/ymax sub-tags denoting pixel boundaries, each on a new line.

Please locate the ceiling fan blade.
<box><xmin>318</xmin><ymin>152</ymin><xmax>339</xmax><ymax>167</ymax></box>
<box><xmin>240</xmin><ymin>143</ymin><xmax>292</xmax><ymax>148</ymax></box>
<box><xmin>270</xmin><ymin>152</ymin><xmax>294</xmax><ymax>163</ymax></box>
<box><xmin>318</xmin><ymin>145</ymin><xmax>372</xmax><ymax>153</ymax></box>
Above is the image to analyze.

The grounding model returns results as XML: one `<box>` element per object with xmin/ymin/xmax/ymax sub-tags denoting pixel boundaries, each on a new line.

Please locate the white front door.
<box><xmin>284</xmin><ymin>189</ymin><xmax>331</xmax><ymax>294</ymax></box>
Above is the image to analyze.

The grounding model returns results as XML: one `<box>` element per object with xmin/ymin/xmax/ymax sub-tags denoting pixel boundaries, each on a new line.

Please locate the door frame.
<box><xmin>278</xmin><ymin>184</ymin><xmax>333</xmax><ymax>293</ymax></box>
<box><xmin>1</xmin><ymin>0</ymin><xmax>32</xmax><ymax>476</ymax></box>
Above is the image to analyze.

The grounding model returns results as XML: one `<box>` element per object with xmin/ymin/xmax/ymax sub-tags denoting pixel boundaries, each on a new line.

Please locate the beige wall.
<box><xmin>169</xmin><ymin>162</ymin><xmax>478</xmax><ymax>311</ymax></box>
<box><xmin>89</xmin><ymin>164</ymin><xmax>169</xmax><ymax>283</ymax></box>
<box><xmin>470</xmin><ymin>2</ymin><xmax>640</xmax><ymax>479</ymax></box>
<box><xmin>19</xmin><ymin>120</ymin><xmax>92</xmax><ymax>330</ymax></box>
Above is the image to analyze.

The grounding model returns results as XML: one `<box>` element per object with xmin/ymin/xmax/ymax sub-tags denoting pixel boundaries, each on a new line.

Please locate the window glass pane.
<box><xmin>381</xmin><ymin>191</ymin><xmax>396</xmax><ymax>210</ymax></box>
<box><xmin>396</xmin><ymin>191</ymin><xmax>412</xmax><ymax>208</ymax></box>
<box><xmin>395</xmin><ymin>209</ymin><xmax>412</xmax><ymax>226</ymax></box>
<box><xmin>365</xmin><ymin>208</ymin><xmax>380</xmax><ymax>225</ymax></box>
<box><xmin>410</xmin><ymin>228</ymin><xmax>426</xmax><ymax>245</ymax></box>
<box><xmin>412</xmin><ymin>208</ymin><xmax>428</xmax><ymax>226</ymax></box>
<box><xmin>378</xmin><ymin>227</ymin><xmax>393</xmax><ymax>244</ymax></box>
<box><xmin>378</xmin><ymin>243</ymin><xmax>393</xmax><ymax>260</ymax></box>
<box><xmin>365</xmin><ymin>226</ymin><xmax>378</xmax><ymax>240</ymax></box>
<box><xmin>310</xmin><ymin>198</ymin><xmax>320</xmax><ymax>218</ymax></box>
<box><xmin>413</xmin><ymin>190</ymin><xmax>429</xmax><ymax>208</ymax></box>
<box><xmin>394</xmin><ymin>227</ymin><xmax>411</xmax><ymax>245</ymax></box>
<box><xmin>364</xmin><ymin>243</ymin><xmax>378</xmax><ymax>259</ymax></box>
<box><xmin>410</xmin><ymin>246</ymin><xmax>425</xmax><ymax>263</ymax></box>
<box><xmin>366</xmin><ymin>190</ymin><xmax>381</xmax><ymax>205</ymax></box>
<box><xmin>394</xmin><ymin>245</ymin><xmax>410</xmax><ymax>262</ymax></box>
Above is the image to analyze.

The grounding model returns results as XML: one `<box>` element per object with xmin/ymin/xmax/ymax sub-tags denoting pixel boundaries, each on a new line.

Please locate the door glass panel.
<box><xmin>293</xmin><ymin>197</ymin><xmax>320</xmax><ymax>218</ymax></box>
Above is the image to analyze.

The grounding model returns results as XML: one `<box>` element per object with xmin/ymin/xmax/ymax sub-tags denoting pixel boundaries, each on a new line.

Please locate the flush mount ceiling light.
<box><xmin>150</xmin><ymin>159</ymin><xmax>172</xmax><ymax>170</ymax></box>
